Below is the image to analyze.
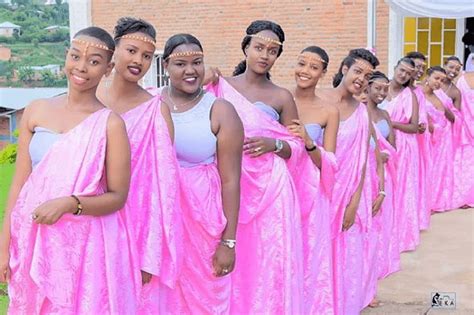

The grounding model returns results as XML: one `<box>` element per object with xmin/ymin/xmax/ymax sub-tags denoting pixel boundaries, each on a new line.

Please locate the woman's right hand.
<box><xmin>287</xmin><ymin>119</ymin><xmax>312</xmax><ymax>147</ymax></box>
<box><xmin>342</xmin><ymin>203</ymin><xmax>357</xmax><ymax>232</ymax></box>
<box><xmin>0</xmin><ymin>249</ymin><xmax>10</xmax><ymax>283</ymax></box>
<box><xmin>418</xmin><ymin>122</ymin><xmax>426</xmax><ymax>134</ymax></box>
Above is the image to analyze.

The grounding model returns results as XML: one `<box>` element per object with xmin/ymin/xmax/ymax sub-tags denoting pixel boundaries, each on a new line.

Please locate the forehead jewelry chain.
<box><xmin>167</xmin><ymin>86</ymin><xmax>204</xmax><ymax>111</ymax></box>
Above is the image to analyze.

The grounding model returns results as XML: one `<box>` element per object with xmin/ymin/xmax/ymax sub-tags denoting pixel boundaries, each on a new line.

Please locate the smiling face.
<box><xmin>393</xmin><ymin>61</ymin><xmax>414</xmax><ymax>86</ymax></box>
<box><xmin>412</xmin><ymin>58</ymin><xmax>426</xmax><ymax>80</ymax></box>
<box><xmin>245</xmin><ymin>30</ymin><xmax>281</xmax><ymax>75</ymax></box>
<box><xmin>368</xmin><ymin>78</ymin><xmax>389</xmax><ymax>105</ymax></box>
<box><xmin>163</xmin><ymin>43</ymin><xmax>204</xmax><ymax>95</ymax></box>
<box><xmin>294</xmin><ymin>52</ymin><xmax>326</xmax><ymax>89</ymax></box>
<box><xmin>114</xmin><ymin>32</ymin><xmax>155</xmax><ymax>83</ymax></box>
<box><xmin>342</xmin><ymin>58</ymin><xmax>374</xmax><ymax>95</ymax></box>
<box><xmin>426</xmin><ymin>70</ymin><xmax>446</xmax><ymax>91</ymax></box>
<box><xmin>444</xmin><ymin>60</ymin><xmax>462</xmax><ymax>81</ymax></box>
<box><xmin>65</xmin><ymin>35</ymin><xmax>114</xmax><ymax>91</ymax></box>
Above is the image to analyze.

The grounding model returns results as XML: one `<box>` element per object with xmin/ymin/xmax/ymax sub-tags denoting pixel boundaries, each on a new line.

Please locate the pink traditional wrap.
<box><xmin>119</xmin><ymin>96</ymin><xmax>181</xmax><ymax>313</ymax></box>
<box><xmin>412</xmin><ymin>86</ymin><xmax>431</xmax><ymax>229</ymax></box>
<box><xmin>384</xmin><ymin>87</ymin><xmax>421</xmax><ymax>252</ymax></box>
<box><xmin>369</xmin><ymin>121</ymin><xmax>400</xmax><ymax>280</ymax></box>
<box><xmin>8</xmin><ymin>109</ymin><xmax>139</xmax><ymax>314</ymax></box>
<box><xmin>208</xmin><ymin>78</ymin><xmax>310</xmax><ymax>314</ymax></box>
<box><xmin>330</xmin><ymin>104</ymin><xmax>372</xmax><ymax>315</ymax></box>
<box><xmin>453</xmin><ymin>75</ymin><xmax>474</xmax><ymax>207</ymax></box>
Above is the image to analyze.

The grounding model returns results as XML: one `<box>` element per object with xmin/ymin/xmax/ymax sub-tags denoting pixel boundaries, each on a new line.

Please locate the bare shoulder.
<box><xmin>325</xmin><ymin>103</ymin><xmax>340</xmax><ymax>116</ymax></box>
<box><xmin>381</xmin><ymin>109</ymin><xmax>392</xmax><ymax>121</ymax></box>
<box><xmin>212</xmin><ymin>97</ymin><xmax>239</xmax><ymax>117</ymax></box>
<box><xmin>106</xmin><ymin>111</ymin><xmax>126</xmax><ymax>132</ymax></box>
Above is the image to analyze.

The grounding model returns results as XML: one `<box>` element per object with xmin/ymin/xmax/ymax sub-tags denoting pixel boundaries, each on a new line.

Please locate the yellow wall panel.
<box><xmin>430</xmin><ymin>45</ymin><xmax>442</xmax><ymax>67</ymax></box>
<box><xmin>444</xmin><ymin>31</ymin><xmax>455</xmax><ymax>55</ymax></box>
<box><xmin>404</xmin><ymin>17</ymin><xmax>416</xmax><ymax>42</ymax></box>
<box><xmin>431</xmin><ymin>18</ymin><xmax>442</xmax><ymax>42</ymax></box>
<box><xmin>404</xmin><ymin>44</ymin><xmax>417</xmax><ymax>56</ymax></box>
<box><xmin>444</xmin><ymin>19</ymin><xmax>456</xmax><ymax>30</ymax></box>
<box><xmin>418</xmin><ymin>31</ymin><xmax>429</xmax><ymax>55</ymax></box>
<box><xmin>418</xmin><ymin>18</ymin><xmax>430</xmax><ymax>30</ymax></box>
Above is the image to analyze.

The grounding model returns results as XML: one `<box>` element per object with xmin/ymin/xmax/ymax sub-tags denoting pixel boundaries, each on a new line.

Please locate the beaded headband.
<box><xmin>298</xmin><ymin>53</ymin><xmax>328</xmax><ymax>65</ymax></box>
<box><xmin>118</xmin><ymin>34</ymin><xmax>156</xmax><ymax>47</ymax></box>
<box><xmin>369</xmin><ymin>79</ymin><xmax>390</xmax><ymax>86</ymax></box>
<box><xmin>353</xmin><ymin>60</ymin><xmax>375</xmax><ymax>73</ymax></box>
<box><xmin>398</xmin><ymin>63</ymin><xmax>415</xmax><ymax>72</ymax></box>
<box><xmin>72</xmin><ymin>39</ymin><xmax>114</xmax><ymax>56</ymax></box>
<box><xmin>249</xmin><ymin>34</ymin><xmax>282</xmax><ymax>46</ymax></box>
<box><xmin>166</xmin><ymin>51</ymin><xmax>204</xmax><ymax>60</ymax></box>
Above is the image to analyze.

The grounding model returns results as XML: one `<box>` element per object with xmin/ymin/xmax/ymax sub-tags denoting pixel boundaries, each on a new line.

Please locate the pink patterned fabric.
<box><xmin>330</xmin><ymin>104</ymin><xmax>372</xmax><ymax>315</ymax></box>
<box><xmin>369</xmin><ymin>122</ymin><xmax>401</xmax><ymax>280</ymax></box>
<box><xmin>412</xmin><ymin>86</ymin><xmax>431</xmax><ymax>229</ymax></box>
<box><xmin>120</xmin><ymin>96</ymin><xmax>181</xmax><ymax>313</ymax></box>
<box><xmin>8</xmin><ymin>109</ymin><xmax>139</xmax><ymax>314</ymax></box>
<box><xmin>208</xmin><ymin>79</ymin><xmax>306</xmax><ymax>314</ymax></box>
<box><xmin>453</xmin><ymin>76</ymin><xmax>474</xmax><ymax>207</ymax></box>
<box><xmin>384</xmin><ymin>87</ymin><xmax>421</xmax><ymax>252</ymax></box>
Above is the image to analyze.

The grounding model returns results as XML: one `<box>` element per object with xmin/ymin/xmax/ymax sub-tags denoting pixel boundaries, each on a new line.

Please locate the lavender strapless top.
<box><xmin>370</xmin><ymin>119</ymin><xmax>390</xmax><ymax>148</ymax></box>
<box><xmin>254</xmin><ymin>101</ymin><xmax>280</xmax><ymax>121</ymax></box>
<box><xmin>29</xmin><ymin>127</ymin><xmax>61</xmax><ymax>168</ymax></box>
<box><xmin>304</xmin><ymin>123</ymin><xmax>324</xmax><ymax>145</ymax></box>
<box><xmin>172</xmin><ymin>93</ymin><xmax>217</xmax><ymax>168</ymax></box>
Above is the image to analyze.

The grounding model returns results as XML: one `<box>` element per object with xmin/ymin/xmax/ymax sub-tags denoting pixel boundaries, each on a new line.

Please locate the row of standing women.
<box><xmin>0</xmin><ymin>17</ymin><xmax>472</xmax><ymax>315</ymax></box>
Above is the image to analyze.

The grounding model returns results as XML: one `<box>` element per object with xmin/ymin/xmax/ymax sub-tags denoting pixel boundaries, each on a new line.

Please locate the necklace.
<box><xmin>167</xmin><ymin>86</ymin><xmax>203</xmax><ymax>111</ymax></box>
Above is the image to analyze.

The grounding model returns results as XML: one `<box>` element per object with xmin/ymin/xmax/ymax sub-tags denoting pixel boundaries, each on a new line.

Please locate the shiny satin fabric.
<box><xmin>330</xmin><ymin>104</ymin><xmax>372</xmax><ymax>315</ymax></box>
<box><xmin>119</xmin><ymin>96</ymin><xmax>182</xmax><ymax>314</ymax></box>
<box><xmin>8</xmin><ymin>109</ymin><xmax>139</xmax><ymax>314</ymax></box>
<box><xmin>453</xmin><ymin>76</ymin><xmax>474</xmax><ymax>207</ymax></box>
<box><xmin>208</xmin><ymin>78</ymin><xmax>306</xmax><ymax>314</ymax></box>
<box><xmin>413</xmin><ymin>86</ymin><xmax>432</xmax><ymax>230</ymax></box>
<box><xmin>384</xmin><ymin>87</ymin><xmax>421</xmax><ymax>252</ymax></box>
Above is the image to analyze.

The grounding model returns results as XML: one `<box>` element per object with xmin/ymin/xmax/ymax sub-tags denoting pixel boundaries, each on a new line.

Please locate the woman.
<box><xmin>287</xmin><ymin>45</ymin><xmax>338</xmax><ymax>315</ymax></box>
<box><xmin>97</xmin><ymin>17</ymin><xmax>181</xmax><ymax>312</ymax></box>
<box><xmin>382</xmin><ymin>57</ymin><xmax>421</xmax><ymax>253</ymax></box>
<box><xmin>326</xmin><ymin>48</ymin><xmax>379</xmax><ymax>314</ymax></box>
<box><xmin>208</xmin><ymin>20</ymin><xmax>305</xmax><ymax>313</ymax></box>
<box><xmin>365</xmin><ymin>71</ymin><xmax>400</xmax><ymax>281</ymax></box>
<box><xmin>0</xmin><ymin>27</ymin><xmax>137</xmax><ymax>313</ymax></box>
<box><xmin>161</xmin><ymin>33</ymin><xmax>243</xmax><ymax>314</ymax></box>
<box><xmin>454</xmin><ymin>71</ymin><xmax>474</xmax><ymax>208</ymax></box>
<box><xmin>421</xmin><ymin>67</ymin><xmax>456</xmax><ymax>211</ymax></box>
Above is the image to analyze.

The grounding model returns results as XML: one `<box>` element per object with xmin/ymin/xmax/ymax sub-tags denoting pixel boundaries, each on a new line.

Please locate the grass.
<box><xmin>9</xmin><ymin>42</ymin><xmax>66</xmax><ymax>67</ymax></box>
<box><xmin>0</xmin><ymin>163</ymin><xmax>14</xmax><ymax>314</ymax></box>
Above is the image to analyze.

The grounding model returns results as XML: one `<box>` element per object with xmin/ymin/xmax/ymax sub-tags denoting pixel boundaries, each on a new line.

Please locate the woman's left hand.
<box><xmin>243</xmin><ymin>137</ymin><xmax>276</xmax><ymax>158</ymax></box>
<box><xmin>32</xmin><ymin>197</ymin><xmax>75</xmax><ymax>225</ymax></box>
<box><xmin>372</xmin><ymin>194</ymin><xmax>385</xmax><ymax>216</ymax></box>
<box><xmin>212</xmin><ymin>245</ymin><xmax>235</xmax><ymax>277</ymax></box>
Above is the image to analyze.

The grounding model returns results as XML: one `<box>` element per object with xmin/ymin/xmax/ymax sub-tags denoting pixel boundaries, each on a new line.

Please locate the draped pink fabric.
<box><xmin>166</xmin><ymin>164</ymin><xmax>231</xmax><ymax>314</ymax></box>
<box><xmin>119</xmin><ymin>96</ymin><xmax>181</xmax><ymax>313</ymax></box>
<box><xmin>208</xmin><ymin>78</ymin><xmax>307</xmax><ymax>314</ymax></box>
<box><xmin>8</xmin><ymin>109</ymin><xmax>139</xmax><ymax>314</ymax></box>
<box><xmin>369</xmin><ymin>122</ymin><xmax>401</xmax><ymax>280</ymax></box>
<box><xmin>384</xmin><ymin>87</ymin><xmax>421</xmax><ymax>252</ymax></box>
<box><xmin>330</xmin><ymin>104</ymin><xmax>372</xmax><ymax>315</ymax></box>
<box><xmin>453</xmin><ymin>75</ymin><xmax>474</xmax><ymax>207</ymax></box>
<box><xmin>412</xmin><ymin>86</ymin><xmax>432</xmax><ymax>229</ymax></box>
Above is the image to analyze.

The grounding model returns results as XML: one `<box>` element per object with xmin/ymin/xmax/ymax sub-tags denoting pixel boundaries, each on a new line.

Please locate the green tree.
<box><xmin>40</xmin><ymin>69</ymin><xmax>56</xmax><ymax>86</ymax></box>
<box><xmin>18</xmin><ymin>66</ymin><xmax>34</xmax><ymax>83</ymax></box>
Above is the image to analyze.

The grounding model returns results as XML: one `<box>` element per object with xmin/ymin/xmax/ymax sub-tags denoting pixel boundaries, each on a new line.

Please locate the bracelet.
<box><xmin>220</xmin><ymin>239</ymin><xmax>236</xmax><ymax>249</ymax></box>
<box><xmin>71</xmin><ymin>195</ymin><xmax>83</xmax><ymax>215</ymax></box>
<box><xmin>378</xmin><ymin>190</ymin><xmax>386</xmax><ymax>197</ymax></box>
<box><xmin>305</xmin><ymin>142</ymin><xmax>317</xmax><ymax>152</ymax></box>
<box><xmin>274</xmin><ymin>139</ymin><xmax>284</xmax><ymax>153</ymax></box>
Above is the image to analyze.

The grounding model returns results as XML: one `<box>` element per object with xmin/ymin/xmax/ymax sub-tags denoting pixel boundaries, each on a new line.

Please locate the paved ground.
<box><xmin>362</xmin><ymin>208</ymin><xmax>474</xmax><ymax>315</ymax></box>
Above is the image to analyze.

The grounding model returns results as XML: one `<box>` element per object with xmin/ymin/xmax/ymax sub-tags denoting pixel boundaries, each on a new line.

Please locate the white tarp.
<box><xmin>385</xmin><ymin>0</ymin><xmax>474</xmax><ymax>18</ymax></box>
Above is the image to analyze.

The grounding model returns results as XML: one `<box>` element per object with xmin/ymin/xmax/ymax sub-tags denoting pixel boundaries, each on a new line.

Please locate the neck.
<box><xmin>294</xmin><ymin>84</ymin><xmax>316</xmax><ymax>100</ymax></box>
<box><xmin>367</xmin><ymin>99</ymin><xmax>378</xmax><ymax>111</ymax></box>
<box><xmin>67</xmin><ymin>87</ymin><xmax>99</xmax><ymax>109</ymax></box>
<box><xmin>390</xmin><ymin>80</ymin><xmax>403</xmax><ymax>92</ymax></box>
<box><xmin>423</xmin><ymin>84</ymin><xmax>434</xmax><ymax>95</ymax></box>
<box><xmin>169</xmin><ymin>84</ymin><xmax>201</xmax><ymax>101</ymax></box>
<box><xmin>334</xmin><ymin>82</ymin><xmax>354</xmax><ymax>102</ymax></box>
<box><xmin>243</xmin><ymin>68</ymin><xmax>269</xmax><ymax>85</ymax></box>
<box><xmin>110</xmin><ymin>73</ymin><xmax>142</xmax><ymax>98</ymax></box>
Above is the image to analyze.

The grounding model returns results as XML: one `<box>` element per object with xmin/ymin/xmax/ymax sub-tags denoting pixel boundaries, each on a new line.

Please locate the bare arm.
<box><xmin>277</xmin><ymin>89</ymin><xmax>299</xmax><ymax>159</ymax></box>
<box><xmin>392</xmin><ymin>92</ymin><xmax>419</xmax><ymax>134</ymax></box>
<box><xmin>451</xmin><ymin>87</ymin><xmax>462</xmax><ymax>111</ymax></box>
<box><xmin>383</xmin><ymin>110</ymin><xmax>397</xmax><ymax>148</ymax></box>
<box><xmin>160</xmin><ymin>101</ymin><xmax>175</xmax><ymax>143</ymax></box>
<box><xmin>444</xmin><ymin>106</ymin><xmax>455</xmax><ymax>123</ymax></box>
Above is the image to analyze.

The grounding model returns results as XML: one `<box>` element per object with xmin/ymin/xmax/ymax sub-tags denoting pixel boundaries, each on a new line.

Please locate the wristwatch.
<box><xmin>220</xmin><ymin>239</ymin><xmax>236</xmax><ymax>249</ymax></box>
<box><xmin>274</xmin><ymin>139</ymin><xmax>284</xmax><ymax>153</ymax></box>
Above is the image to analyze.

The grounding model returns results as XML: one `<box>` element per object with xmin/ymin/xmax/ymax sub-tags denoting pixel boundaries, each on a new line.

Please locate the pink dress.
<box><xmin>8</xmin><ymin>109</ymin><xmax>139</xmax><ymax>314</ymax></box>
<box><xmin>412</xmin><ymin>86</ymin><xmax>431</xmax><ymax>229</ymax></box>
<box><xmin>368</xmin><ymin>119</ymin><xmax>401</xmax><ymax>281</ymax></box>
<box><xmin>119</xmin><ymin>96</ymin><xmax>182</xmax><ymax>313</ymax></box>
<box><xmin>208</xmin><ymin>79</ymin><xmax>305</xmax><ymax>314</ymax></box>
<box><xmin>454</xmin><ymin>76</ymin><xmax>474</xmax><ymax>207</ymax></box>
<box><xmin>383</xmin><ymin>87</ymin><xmax>421</xmax><ymax>252</ymax></box>
<box><xmin>330</xmin><ymin>104</ymin><xmax>372</xmax><ymax>315</ymax></box>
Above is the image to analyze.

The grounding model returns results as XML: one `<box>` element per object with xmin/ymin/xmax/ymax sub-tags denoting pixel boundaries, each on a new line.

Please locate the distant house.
<box><xmin>0</xmin><ymin>87</ymin><xmax>67</xmax><ymax>147</ymax></box>
<box><xmin>0</xmin><ymin>22</ymin><xmax>21</xmax><ymax>38</ymax></box>
<box><xmin>0</xmin><ymin>45</ymin><xmax>11</xmax><ymax>61</ymax></box>
<box><xmin>30</xmin><ymin>64</ymin><xmax>61</xmax><ymax>80</ymax></box>
<box><xmin>45</xmin><ymin>0</ymin><xmax>68</xmax><ymax>4</ymax></box>
<box><xmin>44</xmin><ymin>25</ymin><xmax>69</xmax><ymax>33</ymax></box>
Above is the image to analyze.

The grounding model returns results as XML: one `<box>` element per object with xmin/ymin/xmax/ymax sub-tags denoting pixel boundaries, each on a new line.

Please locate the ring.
<box><xmin>223</xmin><ymin>268</ymin><xmax>229</xmax><ymax>274</ymax></box>
<box><xmin>31</xmin><ymin>213</ymin><xmax>38</xmax><ymax>220</ymax></box>
<box><xmin>254</xmin><ymin>147</ymin><xmax>262</xmax><ymax>153</ymax></box>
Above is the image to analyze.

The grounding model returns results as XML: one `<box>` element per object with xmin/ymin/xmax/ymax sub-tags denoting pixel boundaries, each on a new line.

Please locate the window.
<box><xmin>403</xmin><ymin>17</ymin><xmax>457</xmax><ymax>66</ymax></box>
<box><xmin>155</xmin><ymin>52</ymin><xmax>168</xmax><ymax>87</ymax></box>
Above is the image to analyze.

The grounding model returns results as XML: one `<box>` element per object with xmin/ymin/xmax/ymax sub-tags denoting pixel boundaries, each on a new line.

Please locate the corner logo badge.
<box><xmin>431</xmin><ymin>292</ymin><xmax>456</xmax><ymax>309</ymax></box>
